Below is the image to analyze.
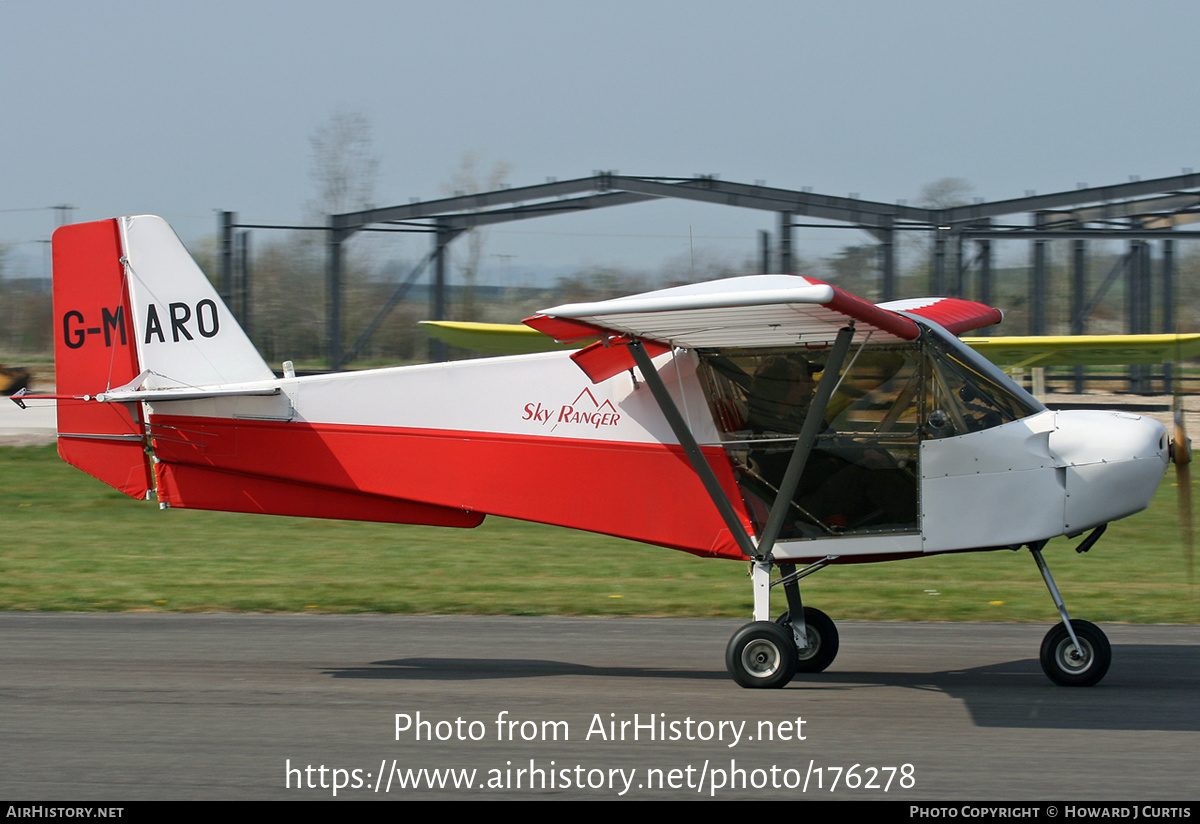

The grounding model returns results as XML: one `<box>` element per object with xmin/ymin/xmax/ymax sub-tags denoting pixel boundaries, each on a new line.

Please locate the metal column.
<box><xmin>326</xmin><ymin>218</ymin><xmax>345</xmax><ymax>370</ymax></box>
<box><xmin>1030</xmin><ymin>212</ymin><xmax>1048</xmax><ymax>336</ymax></box>
<box><xmin>931</xmin><ymin>228</ymin><xmax>947</xmax><ymax>295</ymax></box>
<box><xmin>1163</xmin><ymin>238</ymin><xmax>1175</xmax><ymax>393</ymax></box>
<box><xmin>778</xmin><ymin>211</ymin><xmax>793</xmax><ymax>275</ymax></box>
<box><xmin>1127</xmin><ymin>240</ymin><xmax>1151</xmax><ymax>394</ymax></box>
<box><xmin>879</xmin><ymin>215</ymin><xmax>896</xmax><ymax>302</ymax></box>
<box><xmin>1072</xmin><ymin>238</ymin><xmax>1087</xmax><ymax>392</ymax></box>
<box><xmin>219</xmin><ymin>211</ymin><xmax>235</xmax><ymax>310</ymax></box>
<box><xmin>977</xmin><ymin>217</ymin><xmax>993</xmax><ymax>313</ymax></box>
<box><xmin>430</xmin><ymin>221</ymin><xmax>453</xmax><ymax>362</ymax></box>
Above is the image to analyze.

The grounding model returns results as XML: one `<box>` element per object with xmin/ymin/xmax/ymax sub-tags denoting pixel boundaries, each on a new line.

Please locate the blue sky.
<box><xmin>4</xmin><ymin>0</ymin><xmax>1199</xmax><ymax>282</ymax></box>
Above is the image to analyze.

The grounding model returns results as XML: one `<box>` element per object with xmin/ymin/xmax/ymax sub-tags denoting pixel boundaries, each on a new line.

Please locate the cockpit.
<box><xmin>695</xmin><ymin>325</ymin><xmax>1046</xmax><ymax>541</ymax></box>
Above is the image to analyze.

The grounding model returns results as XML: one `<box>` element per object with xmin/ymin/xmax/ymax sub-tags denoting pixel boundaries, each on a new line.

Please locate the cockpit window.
<box><xmin>826</xmin><ymin>347</ymin><xmax>923</xmax><ymax>435</ymax></box>
<box><xmin>922</xmin><ymin>329</ymin><xmax>1043</xmax><ymax>438</ymax></box>
<box><xmin>694</xmin><ymin>331</ymin><xmax>1043</xmax><ymax>542</ymax></box>
<box><xmin>697</xmin><ymin>344</ymin><xmax>922</xmax><ymax>540</ymax></box>
<box><xmin>696</xmin><ymin>344</ymin><xmax>927</xmax><ymax>443</ymax></box>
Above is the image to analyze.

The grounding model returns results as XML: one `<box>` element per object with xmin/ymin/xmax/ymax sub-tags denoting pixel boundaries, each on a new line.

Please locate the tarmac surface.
<box><xmin>0</xmin><ymin>394</ymin><xmax>54</xmax><ymax>446</ymax></box>
<box><xmin>0</xmin><ymin>614</ymin><xmax>1197</xmax><ymax>800</ymax></box>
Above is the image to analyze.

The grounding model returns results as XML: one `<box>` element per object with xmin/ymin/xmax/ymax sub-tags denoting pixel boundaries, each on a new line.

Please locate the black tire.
<box><xmin>726</xmin><ymin>621</ymin><xmax>798</xmax><ymax>689</ymax></box>
<box><xmin>776</xmin><ymin>607</ymin><xmax>840</xmax><ymax>673</ymax></box>
<box><xmin>1039</xmin><ymin>620</ymin><xmax>1111</xmax><ymax>687</ymax></box>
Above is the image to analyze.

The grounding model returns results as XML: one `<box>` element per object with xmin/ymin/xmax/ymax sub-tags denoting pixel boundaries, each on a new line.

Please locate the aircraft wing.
<box><xmin>418</xmin><ymin>320</ymin><xmax>578</xmax><ymax>355</ymax></box>
<box><xmin>424</xmin><ymin>276</ymin><xmax>1196</xmax><ymax>373</ymax></box>
<box><xmin>527</xmin><ymin>275</ymin><xmax>920</xmax><ymax>347</ymax></box>
<box><xmin>423</xmin><ymin>321</ymin><xmax>1200</xmax><ymax>374</ymax></box>
<box><xmin>961</xmin><ymin>333</ymin><xmax>1200</xmax><ymax>369</ymax></box>
<box><xmin>422</xmin><ymin>277</ymin><xmax>1003</xmax><ymax>380</ymax></box>
<box><xmin>421</xmin><ymin>320</ymin><xmax>553</xmax><ymax>353</ymax></box>
<box><xmin>520</xmin><ymin>275</ymin><xmax>1001</xmax><ymax>382</ymax></box>
<box><xmin>525</xmin><ymin>275</ymin><xmax>1000</xmax><ymax>348</ymax></box>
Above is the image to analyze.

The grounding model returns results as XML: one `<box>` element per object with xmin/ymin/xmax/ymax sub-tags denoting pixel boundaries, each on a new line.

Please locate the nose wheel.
<box><xmin>1031</xmin><ymin>541</ymin><xmax>1112</xmax><ymax>687</ymax></box>
<box><xmin>1040</xmin><ymin>619</ymin><xmax>1111</xmax><ymax>687</ymax></box>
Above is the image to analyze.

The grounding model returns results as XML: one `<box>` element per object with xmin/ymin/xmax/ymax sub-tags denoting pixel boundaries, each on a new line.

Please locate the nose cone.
<box><xmin>1049</xmin><ymin>410</ymin><xmax>1169</xmax><ymax>533</ymax></box>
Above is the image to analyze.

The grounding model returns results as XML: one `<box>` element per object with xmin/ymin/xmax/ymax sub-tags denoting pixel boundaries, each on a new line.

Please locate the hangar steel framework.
<box><xmin>221</xmin><ymin>171</ymin><xmax>1200</xmax><ymax>383</ymax></box>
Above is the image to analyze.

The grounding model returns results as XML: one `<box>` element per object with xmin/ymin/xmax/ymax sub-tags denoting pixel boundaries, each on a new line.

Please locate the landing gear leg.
<box><xmin>775</xmin><ymin>558</ymin><xmax>841</xmax><ymax>672</ymax></box>
<box><xmin>778</xmin><ymin>563</ymin><xmax>809</xmax><ymax>648</ymax></box>
<box><xmin>726</xmin><ymin>558</ymin><xmax>842</xmax><ymax>687</ymax></box>
<box><xmin>774</xmin><ymin>563</ymin><xmax>839</xmax><ymax>673</ymax></box>
<box><xmin>1030</xmin><ymin>544</ymin><xmax>1111</xmax><ymax>686</ymax></box>
<box><xmin>726</xmin><ymin>560</ymin><xmax>799</xmax><ymax>689</ymax></box>
<box><xmin>776</xmin><ymin>607</ymin><xmax>840</xmax><ymax>673</ymax></box>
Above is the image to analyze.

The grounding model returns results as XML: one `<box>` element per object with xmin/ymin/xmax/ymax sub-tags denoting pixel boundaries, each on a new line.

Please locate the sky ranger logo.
<box><xmin>523</xmin><ymin>388</ymin><xmax>622</xmax><ymax>432</ymax></box>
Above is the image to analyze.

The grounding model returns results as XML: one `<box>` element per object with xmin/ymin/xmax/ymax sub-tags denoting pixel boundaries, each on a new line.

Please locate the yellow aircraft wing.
<box><xmin>422</xmin><ymin>321</ymin><xmax>1200</xmax><ymax>369</ymax></box>
<box><xmin>419</xmin><ymin>321</ymin><xmax>577</xmax><ymax>355</ymax></box>
<box><xmin>962</xmin><ymin>334</ymin><xmax>1200</xmax><ymax>369</ymax></box>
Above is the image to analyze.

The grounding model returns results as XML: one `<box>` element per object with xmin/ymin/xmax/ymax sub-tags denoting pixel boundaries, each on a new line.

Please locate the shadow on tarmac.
<box><xmin>325</xmin><ymin>642</ymin><xmax>1200</xmax><ymax>732</ymax></box>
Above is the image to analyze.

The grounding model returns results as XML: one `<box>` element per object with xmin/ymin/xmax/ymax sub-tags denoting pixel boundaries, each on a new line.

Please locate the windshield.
<box><xmin>920</xmin><ymin>324</ymin><xmax>1044</xmax><ymax>438</ymax></box>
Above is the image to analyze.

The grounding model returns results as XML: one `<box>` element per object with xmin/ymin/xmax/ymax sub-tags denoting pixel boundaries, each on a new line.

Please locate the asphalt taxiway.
<box><xmin>0</xmin><ymin>614</ymin><xmax>1196</xmax><ymax>800</ymax></box>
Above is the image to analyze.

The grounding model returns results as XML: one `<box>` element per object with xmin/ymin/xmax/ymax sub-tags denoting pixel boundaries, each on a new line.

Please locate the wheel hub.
<box><xmin>742</xmin><ymin>640</ymin><xmax>780</xmax><ymax>677</ymax></box>
<box><xmin>1057</xmin><ymin>638</ymin><xmax>1093</xmax><ymax>673</ymax></box>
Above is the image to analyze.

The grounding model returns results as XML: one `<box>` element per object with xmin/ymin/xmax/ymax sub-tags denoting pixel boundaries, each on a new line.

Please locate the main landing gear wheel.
<box><xmin>726</xmin><ymin>621</ymin><xmax>797</xmax><ymax>689</ymax></box>
<box><xmin>776</xmin><ymin>607</ymin><xmax>840</xmax><ymax>673</ymax></box>
<box><xmin>1039</xmin><ymin>620</ymin><xmax>1111</xmax><ymax>687</ymax></box>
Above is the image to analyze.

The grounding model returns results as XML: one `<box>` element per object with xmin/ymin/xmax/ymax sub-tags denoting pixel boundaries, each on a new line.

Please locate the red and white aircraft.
<box><xmin>25</xmin><ymin>215</ymin><xmax>1179</xmax><ymax>688</ymax></box>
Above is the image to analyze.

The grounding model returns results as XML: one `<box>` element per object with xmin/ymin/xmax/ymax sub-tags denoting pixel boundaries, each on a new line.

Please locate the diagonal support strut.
<box><xmin>627</xmin><ymin>341</ymin><xmax>759</xmax><ymax>560</ymax></box>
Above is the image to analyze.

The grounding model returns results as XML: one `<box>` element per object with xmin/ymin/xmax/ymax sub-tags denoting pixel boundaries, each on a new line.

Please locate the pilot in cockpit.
<box><xmin>745</xmin><ymin>354</ymin><xmax>819</xmax><ymax>436</ymax></box>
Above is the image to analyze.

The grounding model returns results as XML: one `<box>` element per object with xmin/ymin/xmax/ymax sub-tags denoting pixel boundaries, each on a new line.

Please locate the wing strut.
<box><xmin>627</xmin><ymin>341</ymin><xmax>760</xmax><ymax>560</ymax></box>
<box><xmin>628</xmin><ymin>325</ymin><xmax>855</xmax><ymax>563</ymax></box>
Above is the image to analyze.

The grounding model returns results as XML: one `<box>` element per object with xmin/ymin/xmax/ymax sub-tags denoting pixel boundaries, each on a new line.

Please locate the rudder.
<box><xmin>52</xmin><ymin>219</ymin><xmax>152</xmax><ymax>498</ymax></box>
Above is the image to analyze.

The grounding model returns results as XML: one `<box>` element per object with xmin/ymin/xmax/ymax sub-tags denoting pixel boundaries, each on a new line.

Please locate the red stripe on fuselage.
<box><xmin>148</xmin><ymin>415</ymin><xmax>753</xmax><ymax>560</ymax></box>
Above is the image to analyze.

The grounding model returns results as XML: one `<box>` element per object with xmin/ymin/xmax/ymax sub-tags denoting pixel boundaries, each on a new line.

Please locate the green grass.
<box><xmin>2</xmin><ymin>444</ymin><xmax>1197</xmax><ymax>621</ymax></box>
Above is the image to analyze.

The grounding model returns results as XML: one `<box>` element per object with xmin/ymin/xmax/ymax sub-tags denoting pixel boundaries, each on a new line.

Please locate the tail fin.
<box><xmin>52</xmin><ymin>215</ymin><xmax>272</xmax><ymax>498</ymax></box>
<box><xmin>118</xmin><ymin>215</ymin><xmax>273</xmax><ymax>388</ymax></box>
